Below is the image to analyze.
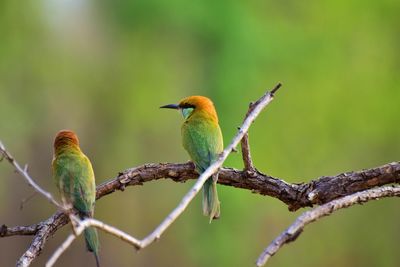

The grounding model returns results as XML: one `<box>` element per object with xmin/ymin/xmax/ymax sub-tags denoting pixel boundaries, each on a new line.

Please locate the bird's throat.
<box><xmin>181</xmin><ymin>107</ymin><xmax>194</xmax><ymax>119</ymax></box>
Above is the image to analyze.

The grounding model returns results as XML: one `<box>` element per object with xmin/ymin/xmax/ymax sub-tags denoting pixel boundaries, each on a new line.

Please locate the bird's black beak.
<box><xmin>160</xmin><ymin>104</ymin><xmax>180</xmax><ymax>109</ymax></box>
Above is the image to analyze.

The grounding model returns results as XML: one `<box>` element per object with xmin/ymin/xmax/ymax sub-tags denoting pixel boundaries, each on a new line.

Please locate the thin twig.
<box><xmin>240</xmin><ymin>83</ymin><xmax>281</xmax><ymax>171</ymax></box>
<box><xmin>241</xmin><ymin>101</ymin><xmax>256</xmax><ymax>171</ymax></box>
<box><xmin>0</xmin><ymin>141</ymin><xmax>62</xmax><ymax>209</ymax></box>
<box><xmin>241</xmin><ymin>132</ymin><xmax>254</xmax><ymax>171</ymax></box>
<box><xmin>256</xmin><ymin>185</ymin><xmax>400</xmax><ymax>267</ymax></box>
<box><xmin>20</xmin><ymin>191</ymin><xmax>38</xmax><ymax>210</ymax></box>
<box><xmin>46</xmin><ymin>218</ymin><xmax>142</xmax><ymax>267</ymax></box>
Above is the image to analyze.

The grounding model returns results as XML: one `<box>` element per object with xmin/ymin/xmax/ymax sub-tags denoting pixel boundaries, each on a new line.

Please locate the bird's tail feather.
<box><xmin>202</xmin><ymin>174</ymin><xmax>220</xmax><ymax>222</ymax></box>
<box><xmin>93</xmin><ymin>251</ymin><xmax>100</xmax><ymax>267</ymax></box>
<box><xmin>84</xmin><ymin>226</ymin><xmax>100</xmax><ymax>267</ymax></box>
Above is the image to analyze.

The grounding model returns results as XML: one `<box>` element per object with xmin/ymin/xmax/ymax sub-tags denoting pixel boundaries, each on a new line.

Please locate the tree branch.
<box><xmin>256</xmin><ymin>185</ymin><xmax>400</xmax><ymax>266</ymax></box>
<box><xmin>0</xmin><ymin>224</ymin><xmax>39</xmax><ymax>237</ymax></box>
<box><xmin>3</xmin><ymin>160</ymin><xmax>400</xmax><ymax>265</ymax></box>
<box><xmin>16</xmin><ymin>212</ymin><xmax>68</xmax><ymax>267</ymax></box>
<box><xmin>241</xmin><ymin>132</ymin><xmax>254</xmax><ymax>171</ymax></box>
<box><xmin>240</xmin><ymin>102</ymin><xmax>256</xmax><ymax>172</ymax></box>
<box><xmin>99</xmin><ymin>161</ymin><xmax>400</xmax><ymax>211</ymax></box>
<box><xmin>43</xmin><ymin>83</ymin><xmax>283</xmax><ymax>264</ymax></box>
<box><xmin>2</xmin><ymin>83</ymin><xmax>285</xmax><ymax>266</ymax></box>
<box><xmin>3</xmin><ymin>158</ymin><xmax>400</xmax><ymax>261</ymax></box>
<box><xmin>2</xmin><ymin>82</ymin><xmax>400</xmax><ymax>266</ymax></box>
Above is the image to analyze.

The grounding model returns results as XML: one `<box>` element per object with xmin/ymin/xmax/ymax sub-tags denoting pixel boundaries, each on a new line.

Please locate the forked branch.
<box><xmin>2</xmin><ymin>83</ymin><xmax>285</xmax><ymax>266</ymax></box>
<box><xmin>2</xmin><ymin>83</ymin><xmax>399</xmax><ymax>266</ymax></box>
<box><xmin>256</xmin><ymin>185</ymin><xmax>400</xmax><ymax>266</ymax></box>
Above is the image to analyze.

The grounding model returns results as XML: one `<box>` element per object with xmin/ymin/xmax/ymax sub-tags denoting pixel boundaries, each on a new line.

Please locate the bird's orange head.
<box><xmin>160</xmin><ymin>95</ymin><xmax>219</xmax><ymax>122</ymax></box>
<box><xmin>53</xmin><ymin>130</ymin><xmax>80</xmax><ymax>154</ymax></box>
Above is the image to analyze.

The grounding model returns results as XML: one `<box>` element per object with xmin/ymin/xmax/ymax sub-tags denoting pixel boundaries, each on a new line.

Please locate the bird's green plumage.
<box><xmin>182</xmin><ymin>109</ymin><xmax>223</xmax><ymax>221</ymax></box>
<box><xmin>161</xmin><ymin>96</ymin><xmax>223</xmax><ymax>221</ymax></box>
<box><xmin>52</xmin><ymin>130</ymin><xmax>100</xmax><ymax>266</ymax></box>
<box><xmin>181</xmin><ymin>114</ymin><xmax>223</xmax><ymax>173</ymax></box>
<box><xmin>53</xmin><ymin>152</ymin><xmax>96</xmax><ymax>214</ymax></box>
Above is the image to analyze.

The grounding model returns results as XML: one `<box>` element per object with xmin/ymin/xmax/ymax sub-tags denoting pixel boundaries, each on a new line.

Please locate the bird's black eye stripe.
<box><xmin>179</xmin><ymin>103</ymin><xmax>196</xmax><ymax>109</ymax></box>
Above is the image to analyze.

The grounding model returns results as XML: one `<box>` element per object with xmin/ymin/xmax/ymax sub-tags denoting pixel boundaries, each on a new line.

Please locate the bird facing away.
<box><xmin>161</xmin><ymin>96</ymin><xmax>224</xmax><ymax>222</ymax></box>
<box><xmin>52</xmin><ymin>130</ymin><xmax>100</xmax><ymax>266</ymax></box>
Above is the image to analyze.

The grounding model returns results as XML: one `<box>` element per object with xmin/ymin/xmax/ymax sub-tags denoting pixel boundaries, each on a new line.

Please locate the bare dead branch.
<box><xmin>256</xmin><ymin>185</ymin><xmax>400</xmax><ymax>266</ymax></box>
<box><xmin>2</xmin><ymin>83</ymin><xmax>400</xmax><ymax>266</ymax></box>
<box><xmin>44</xmin><ymin>83</ymin><xmax>283</xmax><ymax>265</ymax></box>
<box><xmin>3</xmin><ymin>160</ymin><xmax>400</xmax><ymax>266</ymax></box>
<box><xmin>6</xmin><ymin>161</ymin><xmax>400</xmax><ymax>234</ymax></box>
<box><xmin>3</xmin><ymin>159</ymin><xmax>399</xmax><ymax>263</ymax></box>
<box><xmin>0</xmin><ymin>84</ymin><xmax>282</xmax><ymax>266</ymax></box>
<box><xmin>99</xmin><ymin>161</ymin><xmax>400</xmax><ymax>211</ymax></box>
<box><xmin>16</xmin><ymin>212</ymin><xmax>68</xmax><ymax>267</ymax></box>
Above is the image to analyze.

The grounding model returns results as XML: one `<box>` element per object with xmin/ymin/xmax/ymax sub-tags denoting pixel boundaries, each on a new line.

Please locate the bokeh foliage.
<box><xmin>1</xmin><ymin>0</ymin><xmax>399</xmax><ymax>266</ymax></box>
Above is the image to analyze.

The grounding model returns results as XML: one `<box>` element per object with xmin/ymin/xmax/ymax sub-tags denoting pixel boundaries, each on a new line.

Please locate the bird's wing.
<box><xmin>182</xmin><ymin>120</ymin><xmax>223</xmax><ymax>173</ymax></box>
<box><xmin>53</xmin><ymin>154</ymin><xmax>96</xmax><ymax>216</ymax></box>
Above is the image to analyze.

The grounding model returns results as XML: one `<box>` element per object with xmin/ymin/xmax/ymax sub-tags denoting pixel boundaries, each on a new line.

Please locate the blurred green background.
<box><xmin>1</xmin><ymin>0</ymin><xmax>400</xmax><ymax>266</ymax></box>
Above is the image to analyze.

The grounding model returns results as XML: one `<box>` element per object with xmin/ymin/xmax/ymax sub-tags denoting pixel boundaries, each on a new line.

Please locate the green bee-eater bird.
<box><xmin>52</xmin><ymin>130</ymin><xmax>100</xmax><ymax>266</ymax></box>
<box><xmin>161</xmin><ymin>96</ymin><xmax>223</xmax><ymax>222</ymax></box>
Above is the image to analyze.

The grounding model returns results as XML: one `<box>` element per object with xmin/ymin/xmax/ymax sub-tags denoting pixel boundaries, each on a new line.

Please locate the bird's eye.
<box><xmin>181</xmin><ymin>107</ymin><xmax>194</xmax><ymax>119</ymax></box>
